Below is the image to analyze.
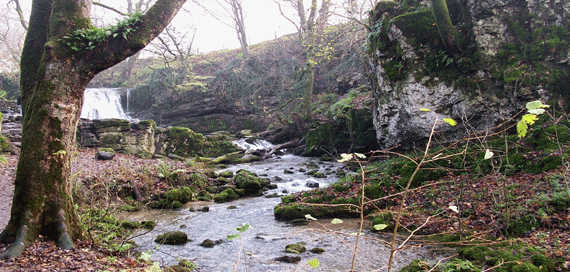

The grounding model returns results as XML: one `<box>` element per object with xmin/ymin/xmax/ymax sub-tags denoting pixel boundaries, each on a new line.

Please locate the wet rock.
<box><xmin>227</xmin><ymin>205</ymin><xmax>238</xmax><ymax>209</ymax></box>
<box><xmin>274</xmin><ymin>176</ymin><xmax>283</xmax><ymax>182</ymax></box>
<box><xmin>310</xmin><ymin>247</ymin><xmax>326</xmax><ymax>254</ymax></box>
<box><xmin>200</xmin><ymin>206</ymin><xmax>210</xmax><ymax>212</ymax></box>
<box><xmin>275</xmin><ymin>256</ymin><xmax>301</xmax><ymax>264</ymax></box>
<box><xmin>264</xmin><ymin>193</ymin><xmax>280</xmax><ymax>198</ymax></box>
<box><xmin>285</xmin><ymin>244</ymin><xmax>306</xmax><ymax>254</ymax></box>
<box><xmin>284</xmin><ymin>169</ymin><xmax>294</xmax><ymax>174</ymax></box>
<box><xmin>306</xmin><ymin>181</ymin><xmax>320</xmax><ymax>188</ymax></box>
<box><xmin>266</xmin><ymin>184</ymin><xmax>278</xmax><ymax>189</ymax></box>
<box><xmin>199</xmin><ymin>239</ymin><xmax>221</xmax><ymax>248</ymax></box>
<box><xmin>154</xmin><ymin>231</ymin><xmax>189</xmax><ymax>245</ymax></box>
<box><xmin>312</xmin><ymin>172</ymin><xmax>326</xmax><ymax>178</ymax></box>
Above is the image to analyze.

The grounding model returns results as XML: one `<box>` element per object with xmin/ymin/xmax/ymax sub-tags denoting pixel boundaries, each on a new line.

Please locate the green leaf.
<box><xmin>236</xmin><ymin>223</ymin><xmax>251</xmax><ymax>233</ymax></box>
<box><xmin>305</xmin><ymin>214</ymin><xmax>317</xmax><ymax>221</ymax></box>
<box><xmin>521</xmin><ymin>114</ymin><xmax>539</xmax><ymax>125</ymax></box>
<box><xmin>517</xmin><ymin>121</ymin><xmax>529</xmax><ymax>138</ymax></box>
<box><xmin>331</xmin><ymin>218</ymin><xmax>343</xmax><ymax>224</ymax></box>
<box><xmin>420</xmin><ymin>108</ymin><xmax>431</xmax><ymax>112</ymax></box>
<box><xmin>227</xmin><ymin>233</ymin><xmax>241</xmax><ymax>240</ymax></box>
<box><xmin>307</xmin><ymin>258</ymin><xmax>320</xmax><ymax>268</ymax></box>
<box><xmin>443</xmin><ymin>118</ymin><xmax>457</xmax><ymax>126</ymax></box>
<box><xmin>374</xmin><ymin>224</ymin><xmax>388</xmax><ymax>231</ymax></box>
<box><xmin>526</xmin><ymin>100</ymin><xmax>549</xmax><ymax>111</ymax></box>
<box><xmin>484</xmin><ymin>149</ymin><xmax>494</xmax><ymax>160</ymax></box>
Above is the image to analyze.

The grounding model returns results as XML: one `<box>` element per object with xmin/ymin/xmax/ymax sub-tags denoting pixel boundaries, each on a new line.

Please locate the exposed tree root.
<box><xmin>0</xmin><ymin>225</ymin><xmax>30</xmax><ymax>260</ymax></box>
<box><xmin>0</xmin><ymin>210</ymin><xmax>76</xmax><ymax>260</ymax></box>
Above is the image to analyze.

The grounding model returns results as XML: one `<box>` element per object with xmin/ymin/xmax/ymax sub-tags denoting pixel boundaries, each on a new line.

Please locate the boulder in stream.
<box><xmin>154</xmin><ymin>231</ymin><xmax>189</xmax><ymax>245</ymax></box>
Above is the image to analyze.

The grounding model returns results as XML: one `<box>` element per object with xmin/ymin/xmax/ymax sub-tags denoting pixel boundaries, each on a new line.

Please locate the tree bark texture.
<box><xmin>431</xmin><ymin>0</ymin><xmax>457</xmax><ymax>54</ymax></box>
<box><xmin>0</xmin><ymin>0</ymin><xmax>186</xmax><ymax>260</ymax></box>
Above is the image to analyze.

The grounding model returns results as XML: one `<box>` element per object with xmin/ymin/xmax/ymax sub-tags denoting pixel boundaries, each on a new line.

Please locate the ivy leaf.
<box><xmin>331</xmin><ymin>218</ymin><xmax>343</xmax><ymax>224</ymax></box>
<box><xmin>374</xmin><ymin>224</ymin><xmax>388</xmax><ymax>231</ymax></box>
<box><xmin>307</xmin><ymin>258</ymin><xmax>320</xmax><ymax>268</ymax></box>
<box><xmin>227</xmin><ymin>233</ymin><xmax>241</xmax><ymax>240</ymax></box>
<box><xmin>521</xmin><ymin>114</ymin><xmax>539</xmax><ymax>125</ymax></box>
<box><xmin>517</xmin><ymin>121</ymin><xmax>529</xmax><ymax>138</ymax></box>
<box><xmin>443</xmin><ymin>118</ymin><xmax>457</xmax><ymax>126</ymax></box>
<box><xmin>526</xmin><ymin>100</ymin><xmax>549</xmax><ymax>111</ymax></box>
<box><xmin>484</xmin><ymin>149</ymin><xmax>494</xmax><ymax>160</ymax></box>
<box><xmin>420</xmin><ymin>108</ymin><xmax>431</xmax><ymax>112</ymax></box>
<box><xmin>305</xmin><ymin>214</ymin><xmax>317</xmax><ymax>221</ymax></box>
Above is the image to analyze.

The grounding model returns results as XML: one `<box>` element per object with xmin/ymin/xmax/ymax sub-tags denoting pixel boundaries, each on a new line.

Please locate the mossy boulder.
<box><xmin>164</xmin><ymin>187</ymin><xmax>193</xmax><ymax>204</ymax></box>
<box><xmin>284</xmin><ymin>244</ymin><xmax>306</xmax><ymax>254</ymax></box>
<box><xmin>213</xmin><ymin>188</ymin><xmax>239</xmax><ymax>203</ymax></box>
<box><xmin>158</xmin><ymin>127</ymin><xmax>205</xmax><ymax>157</ymax></box>
<box><xmin>154</xmin><ymin>231</ymin><xmax>189</xmax><ymax>245</ymax></box>
<box><xmin>234</xmin><ymin>169</ymin><xmax>269</xmax><ymax>196</ymax></box>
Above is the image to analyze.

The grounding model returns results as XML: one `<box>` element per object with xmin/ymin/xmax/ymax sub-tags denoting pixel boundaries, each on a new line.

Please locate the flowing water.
<box><xmin>81</xmin><ymin>88</ymin><xmax>130</xmax><ymax>120</ymax></box>
<box><xmin>125</xmin><ymin>153</ymin><xmax>439</xmax><ymax>271</ymax></box>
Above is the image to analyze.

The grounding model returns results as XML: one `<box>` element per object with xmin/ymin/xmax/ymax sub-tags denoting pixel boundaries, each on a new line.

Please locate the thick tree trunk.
<box><xmin>0</xmin><ymin>0</ymin><xmax>186</xmax><ymax>260</ymax></box>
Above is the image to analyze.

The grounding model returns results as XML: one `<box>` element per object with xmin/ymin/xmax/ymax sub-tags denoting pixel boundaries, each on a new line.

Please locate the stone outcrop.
<box><xmin>76</xmin><ymin>118</ymin><xmax>240</xmax><ymax>158</ymax></box>
<box><xmin>368</xmin><ymin>0</ymin><xmax>570</xmax><ymax>149</ymax></box>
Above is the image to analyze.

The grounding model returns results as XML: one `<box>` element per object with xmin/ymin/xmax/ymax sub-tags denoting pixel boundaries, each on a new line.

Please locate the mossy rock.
<box><xmin>141</xmin><ymin>220</ymin><xmax>156</xmax><ymax>230</ymax></box>
<box><xmin>440</xmin><ymin>258</ymin><xmax>480</xmax><ymax>272</ymax></box>
<box><xmin>371</xmin><ymin>212</ymin><xmax>394</xmax><ymax>232</ymax></box>
<box><xmin>213</xmin><ymin>188</ymin><xmax>239</xmax><ymax>203</ymax></box>
<box><xmin>274</xmin><ymin>203</ymin><xmax>359</xmax><ymax>221</ymax></box>
<box><xmin>310</xmin><ymin>247</ymin><xmax>325</xmax><ymax>254</ymax></box>
<box><xmin>400</xmin><ymin>259</ymin><xmax>431</xmax><ymax>272</ymax></box>
<box><xmin>234</xmin><ymin>170</ymin><xmax>264</xmax><ymax>195</ymax></box>
<box><xmin>119</xmin><ymin>220</ymin><xmax>140</xmax><ymax>229</ymax></box>
<box><xmin>285</xmin><ymin>244</ymin><xmax>306</xmax><ymax>254</ymax></box>
<box><xmin>163</xmin><ymin>127</ymin><xmax>206</xmax><ymax>157</ymax></box>
<box><xmin>165</xmin><ymin>187</ymin><xmax>193</xmax><ymax>204</ymax></box>
<box><xmin>149</xmin><ymin>199</ymin><xmax>183</xmax><ymax>210</ymax></box>
<box><xmin>218</xmin><ymin>170</ymin><xmax>234</xmax><ymax>178</ymax></box>
<box><xmin>154</xmin><ymin>231</ymin><xmax>189</xmax><ymax>245</ymax></box>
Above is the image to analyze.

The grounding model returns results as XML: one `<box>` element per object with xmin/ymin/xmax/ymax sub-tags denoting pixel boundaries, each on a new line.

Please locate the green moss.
<box><xmin>284</xmin><ymin>244</ymin><xmax>306</xmax><ymax>254</ymax></box>
<box><xmin>213</xmin><ymin>188</ymin><xmax>239</xmax><ymax>203</ymax></box>
<box><xmin>234</xmin><ymin>170</ymin><xmax>263</xmax><ymax>196</ymax></box>
<box><xmin>440</xmin><ymin>258</ymin><xmax>480</xmax><ymax>272</ymax></box>
<box><xmin>154</xmin><ymin>231</ymin><xmax>188</xmax><ymax>245</ymax></box>
<box><xmin>400</xmin><ymin>259</ymin><xmax>431</xmax><ymax>272</ymax></box>
<box><xmin>0</xmin><ymin>135</ymin><xmax>10</xmax><ymax>152</ymax></box>
<box><xmin>164</xmin><ymin>187</ymin><xmax>193</xmax><ymax>204</ymax></box>
<box><xmin>164</xmin><ymin>127</ymin><xmax>205</xmax><ymax>157</ymax></box>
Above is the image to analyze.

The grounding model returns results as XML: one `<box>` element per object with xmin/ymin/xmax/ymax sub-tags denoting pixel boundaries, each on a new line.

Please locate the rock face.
<box><xmin>77</xmin><ymin>119</ymin><xmax>157</xmax><ymax>155</ymax></box>
<box><xmin>368</xmin><ymin>0</ymin><xmax>570</xmax><ymax>149</ymax></box>
<box><xmin>77</xmin><ymin>119</ymin><xmax>240</xmax><ymax>157</ymax></box>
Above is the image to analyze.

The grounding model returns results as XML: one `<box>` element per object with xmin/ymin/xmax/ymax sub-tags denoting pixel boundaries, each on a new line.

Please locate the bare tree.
<box><xmin>192</xmin><ymin>0</ymin><xmax>249</xmax><ymax>58</ymax></box>
<box><xmin>275</xmin><ymin>0</ymin><xmax>331</xmax><ymax>120</ymax></box>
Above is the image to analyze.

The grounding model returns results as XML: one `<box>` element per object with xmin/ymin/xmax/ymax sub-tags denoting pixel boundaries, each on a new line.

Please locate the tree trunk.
<box><xmin>0</xmin><ymin>0</ymin><xmax>186</xmax><ymax>260</ymax></box>
<box><xmin>432</xmin><ymin>0</ymin><xmax>457</xmax><ymax>54</ymax></box>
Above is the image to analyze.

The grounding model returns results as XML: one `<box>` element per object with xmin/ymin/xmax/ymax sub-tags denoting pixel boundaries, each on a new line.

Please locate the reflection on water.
<box><xmin>125</xmin><ymin>155</ymin><xmax>437</xmax><ymax>271</ymax></box>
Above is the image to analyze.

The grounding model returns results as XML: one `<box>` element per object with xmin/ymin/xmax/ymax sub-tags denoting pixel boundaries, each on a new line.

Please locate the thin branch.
<box><xmin>92</xmin><ymin>2</ymin><xmax>128</xmax><ymax>16</ymax></box>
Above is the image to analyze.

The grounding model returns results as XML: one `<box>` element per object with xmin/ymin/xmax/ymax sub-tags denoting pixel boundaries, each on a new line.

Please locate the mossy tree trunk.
<box><xmin>431</xmin><ymin>0</ymin><xmax>457</xmax><ymax>54</ymax></box>
<box><xmin>0</xmin><ymin>0</ymin><xmax>186</xmax><ymax>260</ymax></box>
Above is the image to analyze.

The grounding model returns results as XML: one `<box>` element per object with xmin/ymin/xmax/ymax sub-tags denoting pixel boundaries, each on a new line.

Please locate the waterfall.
<box><xmin>81</xmin><ymin>88</ymin><xmax>130</xmax><ymax>120</ymax></box>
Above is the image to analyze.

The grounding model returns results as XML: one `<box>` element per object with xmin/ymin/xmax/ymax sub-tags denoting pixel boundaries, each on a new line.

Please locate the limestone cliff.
<box><xmin>368</xmin><ymin>0</ymin><xmax>569</xmax><ymax>149</ymax></box>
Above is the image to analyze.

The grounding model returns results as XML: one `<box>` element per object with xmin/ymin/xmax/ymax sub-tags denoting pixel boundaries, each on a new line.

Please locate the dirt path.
<box><xmin>0</xmin><ymin>154</ymin><xmax>16</xmax><ymax>230</ymax></box>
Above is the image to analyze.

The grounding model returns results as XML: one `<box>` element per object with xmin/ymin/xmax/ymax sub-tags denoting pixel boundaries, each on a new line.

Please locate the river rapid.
<box><xmin>125</xmin><ymin>154</ymin><xmax>438</xmax><ymax>271</ymax></box>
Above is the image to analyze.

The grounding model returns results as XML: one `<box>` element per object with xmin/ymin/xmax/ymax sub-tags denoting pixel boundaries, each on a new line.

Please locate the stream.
<box><xmin>125</xmin><ymin>153</ymin><xmax>439</xmax><ymax>271</ymax></box>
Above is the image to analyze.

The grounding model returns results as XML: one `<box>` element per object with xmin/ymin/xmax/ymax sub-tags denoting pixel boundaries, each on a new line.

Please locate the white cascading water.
<box><xmin>81</xmin><ymin>88</ymin><xmax>130</xmax><ymax>120</ymax></box>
